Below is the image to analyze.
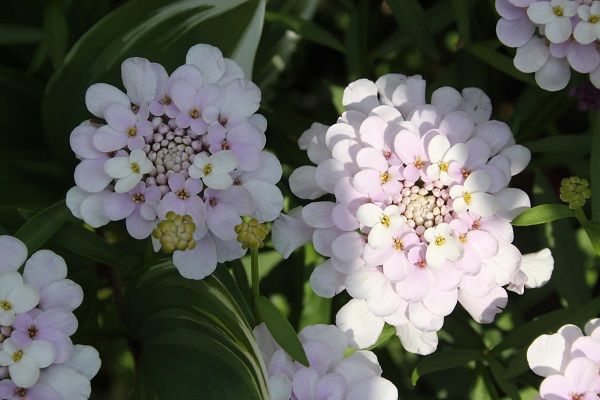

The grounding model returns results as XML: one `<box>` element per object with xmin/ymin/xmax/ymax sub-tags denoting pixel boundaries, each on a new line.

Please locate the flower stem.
<box><xmin>251</xmin><ymin>248</ymin><xmax>260</xmax><ymax>321</ymax></box>
<box><xmin>575</xmin><ymin>207</ymin><xmax>589</xmax><ymax>226</ymax></box>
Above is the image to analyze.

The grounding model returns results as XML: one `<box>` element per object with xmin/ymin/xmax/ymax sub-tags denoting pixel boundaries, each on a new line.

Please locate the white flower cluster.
<box><xmin>496</xmin><ymin>0</ymin><xmax>600</xmax><ymax>91</ymax></box>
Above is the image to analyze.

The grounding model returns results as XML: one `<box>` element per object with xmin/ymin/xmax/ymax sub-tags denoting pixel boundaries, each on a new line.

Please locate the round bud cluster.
<box><xmin>152</xmin><ymin>212</ymin><xmax>197</xmax><ymax>253</ymax></box>
<box><xmin>66</xmin><ymin>43</ymin><xmax>284</xmax><ymax>280</ymax></box>
<box><xmin>560</xmin><ymin>176</ymin><xmax>592</xmax><ymax>209</ymax></box>
<box><xmin>234</xmin><ymin>219</ymin><xmax>270</xmax><ymax>250</ymax></box>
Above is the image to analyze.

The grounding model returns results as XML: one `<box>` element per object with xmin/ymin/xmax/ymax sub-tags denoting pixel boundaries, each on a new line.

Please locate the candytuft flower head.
<box><xmin>253</xmin><ymin>323</ymin><xmax>398</xmax><ymax>400</ymax></box>
<box><xmin>560</xmin><ymin>176</ymin><xmax>591</xmax><ymax>209</ymax></box>
<box><xmin>495</xmin><ymin>0</ymin><xmax>600</xmax><ymax>91</ymax></box>
<box><xmin>67</xmin><ymin>43</ymin><xmax>284</xmax><ymax>280</ymax></box>
<box><xmin>273</xmin><ymin>74</ymin><xmax>553</xmax><ymax>355</ymax></box>
<box><xmin>0</xmin><ymin>235</ymin><xmax>100</xmax><ymax>396</ymax></box>
<box><xmin>527</xmin><ymin>318</ymin><xmax>600</xmax><ymax>399</ymax></box>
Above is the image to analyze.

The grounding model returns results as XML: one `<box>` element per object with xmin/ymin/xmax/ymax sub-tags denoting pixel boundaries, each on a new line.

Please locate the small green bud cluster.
<box><xmin>235</xmin><ymin>218</ymin><xmax>270</xmax><ymax>250</ymax></box>
<box><xmin>560</xmin><ymin>176</ymin><xmax>591</xmax><ymax>209</ymax></box>
<box><xmin>152</xmin><ymin>211</ymin><xmax>197</xmax><ymax>254</ymax></box>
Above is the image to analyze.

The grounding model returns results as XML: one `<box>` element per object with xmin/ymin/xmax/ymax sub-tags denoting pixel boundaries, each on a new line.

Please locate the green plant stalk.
<box><xmin>252</xmin><ymin>248</ymin><xmax>260</xmax><ymax>321</ymax></box>
<box><xmin>575</xmin><ymin>207</ymin><xmax>589</xmax><ymax>226</ymax></box>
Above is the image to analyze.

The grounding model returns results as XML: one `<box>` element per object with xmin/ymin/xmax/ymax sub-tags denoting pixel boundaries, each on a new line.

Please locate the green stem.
<box><xmin>575</xmin><ymin>207</ymin><xmax>589</xmax><ymax>226</ymax></box>
<box><xmin>251</xmin><ymin>248</ymin><xmax>260</xmax><ymax>320</ymax></box>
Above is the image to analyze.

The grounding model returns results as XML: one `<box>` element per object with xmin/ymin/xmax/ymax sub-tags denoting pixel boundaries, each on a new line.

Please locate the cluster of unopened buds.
<box><xmin>0</xmin><ymin>236</ymin><xmax>100</xmax><ymax>399</ymax></box>
<box><xmin>274</xmin><ymin>74</ymin><xmax>554</xmax><ymax>355</ymax></box>
<box><xmin>560</xmin><ymin>176</ymin><xmax>592</xmax><ymax>208</ymax></box>
<box><xmin>496</xmin><ymin>0</ymin><xmax>600</xmax><ymax>91</ymax></box>
<box><xmin>527</xmin><ymin>318</ymin><xmax>600</xmax><ymax>399</ymax></box>
<box><xmin>66</xmin><ymin>43</ymin><xmax>284</xmax><ymax>280</ymax></box>
<box><xmin>254</xmin><ymin>323</ymin><xmax>398</xmax><ymax>400</ymax></box>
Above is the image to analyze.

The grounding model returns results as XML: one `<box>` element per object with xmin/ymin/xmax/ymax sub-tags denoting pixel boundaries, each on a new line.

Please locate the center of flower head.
<box><xmin>552</xmin><ymin>6</ymin><xmax>564</xmax><ymax>16</ymax></box>
<box><xmin>399</xmin><ymin>182</ymin><xmax>449</xmax><ymax>236</ymax></box>
<box><xmin>416</xmin><ymin>259</ymin><xmax>427</xmax><ymax>269</ymax></box>
<box><xmin>130</xmin><ymin>162</ymin><xmax>140</xmax><ymax>173</ymax></box>
<box><xmin>414</xmin><ymin>157</ymin><xmax>424</xmax><ymax>169</ymax></box>
<box><xmin>438</xmin><ymin>161</ymin><xmax>449</xmax><ymax>172</ymax></box>
<box><xmin>461</xmin><ymin>168</ymin><xmax>471</xmax><ymax>178</ymax></box>
<box><xmin>143</xmin><ymin>116</ymin><xmax>202</xmax><ymax>193</ymax></box>
<box><xmin>127</xmin><ymin>126</ymin><xmax>137</xmax><ymax>137</ymax></box>
<box><xmin>459</xmin><ymin>233</ymin><xmax>467</xmax><ymax>244</ymax></box>
<box><xmin>393</xmin><ymin>238</ymin><xmax>404</xmax><ymax>251</ymax></box>
<box><xmin>132</xmin><ymin>193</ymin><xmax>145</xmax><ymax>203</ymax></box>
<box><xmin>161</xmin><ymin>95</ymin><xmax>172</xmax><ymax>105</ymax></box>
<box><xmin>380</xmin><ymin>171</ymin><xmax>391</xmax><ymax>184</ymax></box>
<box><xmin>203</xmin><ymin>163</ymin><xmax>213</xmax><ymax>176</ymax></box>
<box><xmin>176</xmin><ymin>189</ymin><xmax>189</xmax><ymax>200</ymax></box>
<box><xmin>189</xmin><ymin>108</ymin><xmax>200</xmax><ymax>119</ymax></box>
<box><xmin>569</xmin><ymin>393</ymin><xmax>583</xmax><ymax>400</ymax></box>
<box><xmin>15</xmin><ymin>388</ymin><xmax>26</xmax><ymax>397</ymax></box>
<box><xmin>27</xmin><ymin>326</ymin><xmax>38</xmax><ymax>339</ymax></box>
<box><xmin>590</xmin><ymin>14</ymin><xmax>600</xmax><ymax>23</ymax></box>
<box><xmin>12</xmin><ymin>350</ymin><xmax>23</xmax><ymax>362</ymax></box>
<box><xmin>434</xmin><ymin>235</ymin><xmax>445</xmax><ymax>246</ymax></box>
<box><xmin>380</xmin><ymin>214</ymin><xmax>391</xmax><ymax>227</ymax></box>
<box><xmin>221</xmin><ymin>139</ymin><xmax>231</xmax><ymax>150</ymax></box>
<box><xmin>0</xmin><ymin>301</ymin><xmax>12</xmax><ymax>311</ymax></box>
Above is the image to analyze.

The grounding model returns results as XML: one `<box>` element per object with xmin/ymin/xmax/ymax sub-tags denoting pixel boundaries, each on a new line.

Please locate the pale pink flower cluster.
<box><xmin>0</xmin><ymin>236</ymin><xmax>100</xmax><ymax>399</ymax></box>
<box><xmin>273</xmin><ymin>75</ymin><xmax>554</xmax><ymax>355</ymax></box>
<box><xmin>253</xmin><ymin>323</ymin><xmax>398</xmax><ymax>400</ymax></box>
<box><xmin>527</xmin><ymin>319</ymin><xmax>600</xmax><ymax>399</ymax></box>
<box><xmin>66</xmin><ymin>43</ymin><xmax>283</xmax><ymax>280</ymax></box>
<box><xmin>496</xmin><ymin>0</ymin><xmax>600</xmax><ymax>91</ymax></box>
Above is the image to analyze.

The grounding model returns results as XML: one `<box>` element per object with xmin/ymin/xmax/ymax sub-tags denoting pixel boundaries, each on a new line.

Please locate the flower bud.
<box><xmin>559</xmin><ymin>176</ymin><xmax>591</xmax><ymax>209</ymax></box>
<box><xmin>234</xmin><ymin>218</ymin><xmax>270</xmax><ymax>249</ymax></box>
<box><xmin>152</xmin><ymin>211</ymin><xmax>197</xmax><ymax>254</ymax></box>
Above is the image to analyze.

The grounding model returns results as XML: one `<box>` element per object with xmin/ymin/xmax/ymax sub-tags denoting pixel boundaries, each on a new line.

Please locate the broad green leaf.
<box><xmin>411</xmin><ymin>349</ymin><xmax>482</xmax><ymax>385</ymax></box>
<box><xmin>14</xmin><ymin>200</ymin><xmax>71</xmax><ymax>253</ymax></box>
<box><xmin>466</xmin><ymin>43</ymin><xmax>534</xmax><ymax>85</ymax></box>
<box><xmin>53</xmin><ymin>222</ymin><xmax>135</xmax><ymax>273</ymax></box>
<box><xmin>265</xmin><ymin>11</ymin><xmax>344</xmax><ymax>52</ymax></box>
<box><xmin>43</xmin><ymin>0</ymin><xmax>69</xmax><ymax>68</ymax></box>
<box><xmin>512</xmin><ymin>204</ymin><xmax>575</xmax><ymax>226</ymax></box>
<box><xmin>256</xmin><ymin>295</ymin><xmax>309</xmax><ymax>366</ymax></box>
<box><xmin>345</xmin><ymin>0</ymin><xmax>369</xmax><ymax>80</ymax></box>
<box><xmin>591</xmin><ymin>113</ymin><xmax>600</xmax><ymax>222</ymax></box>
<box><xmin>129</xmin><ymin>264</ymin><xmax>269</xmax><ymax>399</ymax></box>
<box><xmin>387</xmin><ymin>0</ymin><xmax>439</xmax><ymax>59</ymax></box>
<box><xmin>492</xmin><ymin>308</ymin><xmax>573</xmax><ymax>353</ymax></box>
<box><xmin>451</xmin><ymin>0</ymin><xmax>471</xmax><ymax>43</ymax></box>
<box><xmin>487</xmin><ymin>357</ymin><xmax>521</xmax><ymax>400</ymax></box>
<box><xmin>524</xmin><ymin>134</ymin><xmax>591</xmax><ymax>155</ymax></box>
<box><xmin>582</xmin><ymin>222</ymin><xmax>600</xmax><ymax>256</ymax></box>
<box><xmin>0</xmin><ymin>24</ymin><xmax>42</xmax><ymax>45</ymax></box>
<box><xmin>43</xmin><ymin>0</ymin><xmax>266</xmax><ymax>168</ymax></box>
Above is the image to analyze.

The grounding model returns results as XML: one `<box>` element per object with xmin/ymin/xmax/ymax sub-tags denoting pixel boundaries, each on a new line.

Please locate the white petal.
<box><xmin>244</xmin><ymin>181</ymin><xmax>283</xmax><ymax>223</ymax></box>
<box><xmin>431</xmin><ymin>86</ymin><xmax>462</xmax><ymax>115</ymax></box>
<box><xmin>464</xmin><ymin>170</ymin><xmax>492</xmax><ymax>193</ymax></box>
<box><xmin>343</xmin><ymin>79</ymin><xmax>379</xmax><ymax>113</ymax></box>
<box><xmin>535</xmin><ymin>56</ymin><xmax>571</xmax><ymax>92</ymax></box>
<box><xmin>521</xmin><ymin>248</ymin><xmax>554</xmax><ymax>289</ymax></box>
<box><xmin>172</xmin><ymin>235</ymin><xmax>217</xmax><ymax>280</ymax></box>
<box><xmin>310</xmin><ymin>260</ymin><xmax>345</xmax><ymax>298</ymax></box>
<box><xmin>396</xmin><ymin>323</ymin><xmax>438</xmax><ymax>355</ymax></box>
<box><xmin>203</xmin><ymin>170</ymin><xmax>233</xmax><ymax>190</ymax></box>
<box><xmin>302</xmin><ymin>202</ymin><xmax>335</xmax><ymax>228</ymax></box>
<box><xmin>185</xmin><ymin>44</ymin><xmax>225</xmax><ymax>84</ymax></box>
<box><xmin>8</xmin><ymin>284</ymin><xmax>39</xmax><ymax>313</ymax></box>
<box><xmin>336</xmin><ymin>299</ymin><xmax>385</xmax><ymax>349</ymax></box>
<box><xmin>9</xmin><ymin>356</ymin><xmax>39</xmax><ymax>388</ymax></box>
<box><xmin>375</xmin><ymin>73</ymin><xmax>406</xmax><ymax>106</ymax></box>
<box><xmin>221</xmin><ymin>78</ymin><xmax>261</xmax><ymax>117</ymax></box>
<box><xmin>80</xmin><ymin>191</ymin><xmax>111</xmax><ymax>228</ymax></box>
<box><xmin>115</xmin><ymin>173</ymin><xmax>142</xmax><ymax>193</ymax></box>
<box><xmin>527</xmin><ymin>332</ymin><xmax>571</xmax><ymax>377</ymax></box>
<box><xmin>469</xmin><ymin>192</ymin><xmax>498</xmax><ymax>217</ymax></box>
<box><xmin>103</xmin><ymin>157</ymin><xmax>131</xmax><ymax>179</ymax></box>
<box><xmin>272</xmin><ymin>208</ymin><xmax>314</xmax><ymax>259</ymax></box>
<box><xmin>458</xmin><ymin>285</ymin><xmax>507</xmax><ymax>323</ymax></box>
<box><xmin>289</xmin><ymin>166</ymin><xmax>327</xmax><ymax>200</ymax></box>
<box><xmin>64</xmin><ymin>345</ymin><xmax>101</xmax><ymax>379</ymax></box>
<box><xmin>495</xmin><ymin>188</ymin><xmax>531</xmax><ymax>220</ymax></box>
<box><xmin>427</xmin><ymin>135</ymin><xmax>451</xmax><ymax>163</ymax></box>
<box><xmin>346</xmin><ymin>377</ymin><xmax>398</xmax><ymax>400</ymax></box>
<box><xmin>356</xmin><ymin>203</ymin><xmax>383</xmax><ymax>227</ymax></box>
<box><xmin>514</xmin><ymin>37</ymin><xmax>550</xmax><ymax>73</ymax></box>
<box><xmin>84</xmin><ymin>83</ymin><xmax>129</xmax><ymax>118</ymax></box>
<box><xmin>210</xmin><ymin>150</ymin><xmax>238</xmax><ymax>172</ymax></box>
<box><xmin>0</xmin><ymin>271</ymin><xmax>23</xmax><ymax>299</ymax></box>
<box><xmin>268</xmin><ymin>374</ymin><xmax>292</xmax><ymax>400</ymax></box>
<box><xmin>499</xmin><ymin>144</ymin><xmax>531</xmax><ymax>175</ymax></box>
<box><xmin>39</xmin><ymin>364</ymin><xmax>91</xmax><ymax>400</ymax></box>
<box><xmin>545</xmin><ymin>17</ymin><xmax>572</xmax><ymax>43</ymax></box>
<box><xmin>26</xmin><ymin>340</ymin><xmax>56</xmax><ymax>368</ymax></box>
<box><xmin>527</xmin><ymin>1</ymin><xmax>555</xmax><ymax>24</ymax></box>
<box><xmin>121</xmin><ymin>57</ymin><xmax>157</xmax><ymax>105</ymax></box>
<box><xmin>0</xmin><ymin>236</ymin><xmax>27</xmax><ymax>273</ymax></box>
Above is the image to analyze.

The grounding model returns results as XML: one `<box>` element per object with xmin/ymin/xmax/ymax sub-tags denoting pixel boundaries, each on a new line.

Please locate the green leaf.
<box><xmin>582</xmin><ymin>222</ymin><xmax>600</xmax><ymax>256</ymax></box>
<box><xmin>43</xmin><ymin>0</ymin><xmax>69</xmax><ymax>68</ymax></box>
<box><xmin>52</xmin><ymin>222</ymin><xmax>135</xmax><ymax>273</ymax></box>
<box><xmin>14</xmin><ymin>200</ymin><xmax>71</xmax><ymax>253</ymax></box>
<box><xmin>129</xmin><ymin>264</ymin><xmax>269</xmax><ymax>399</ymax></box>
<box><xmin>0</xmin><ymin>24</ymin><xmax>43</xmax><ymax>45</ymax></box>
<box><xmin>451</xmin><ymin>0</ymin><xmax>471</xmax><ymax>43</ymax></box>
<box><xmin>591</xmin><ymin>113</ymin><xmax>600</xmax><ymax>222</ymax></box>
<box><xmin>367</xmin><ymin>324</ymin><xmax>396</xmax><ymax>351</ymax></box>
<box><xmin>411</xmin><ymin>349</ymin><xmax>482</xmax><ymax>385</ymax></box>
<box><xmin>466</xmin><ymin>43</ymin><xmax>534</xmax><ymax>85</ymax></box>
<box><xmin>487</xmin><ymin>357</ymin><xmax>521</xmax><ymax>400</ymax></box>
<box><xmin>524</xmin><ymin>134</ymin><xmax>591</xmax><ymax>155</ymax></box>
<box><xmin>387</xmin><ymin>0</ymin><xmax>439</xmax><ymax>59</ymax></box>
<box><xmin>512</xmin><ymin>204</ymin><xmax>575</xmax><ymax>226</ymax></box>
<box><xmin>256</xmin><ymin>295</ymin><xmax>309</xmax><ymax>366</ymax></box>
<box><xmin>43</xmin><ymin>0</ymin><xmax>266</xmax><ymax>168</ymax></box>
<box><xmin>265</xmin><ymin>11</ymin><xmax>344</xmax><ymax>52</ymax></box>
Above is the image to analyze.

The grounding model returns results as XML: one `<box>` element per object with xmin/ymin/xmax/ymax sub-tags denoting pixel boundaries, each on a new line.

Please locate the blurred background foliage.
<box><xmin>0</xmin><ymin>0</ymin><xmax>599</xmax><ymax>399</ymax></box>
